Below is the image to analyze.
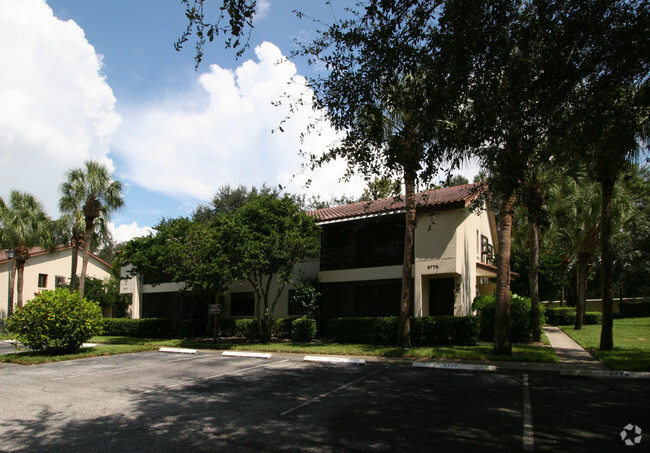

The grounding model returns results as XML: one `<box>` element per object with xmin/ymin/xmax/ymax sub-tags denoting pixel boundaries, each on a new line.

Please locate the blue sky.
<box><xmin>1</xmin><ymin>1</ymin><xmax>477</xmax><ymax>242</ymax></box>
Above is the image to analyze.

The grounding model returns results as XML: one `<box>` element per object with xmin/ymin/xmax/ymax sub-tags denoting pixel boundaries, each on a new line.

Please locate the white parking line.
<box><xmin>280</xmin><ymin>365</ymin><xmax>388</xmax><ymax>416</ymax></box>
<box><xmin>52</xmin><ymin>354</ymin><xmax>213</xmax><ymax>381</ymax></box>
<box><xmin>162</xmin><ymin>359</ymin><xmax>290</xmax><ymax>390</ymax></box>
<box><xmin>522</xmin><ymin>373</ymin><xmax>534</xmax><ymax>452</ymax></box>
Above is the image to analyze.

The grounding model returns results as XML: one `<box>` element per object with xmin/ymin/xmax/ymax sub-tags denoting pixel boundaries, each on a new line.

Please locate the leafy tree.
<box><xmin>359</xmin><ymin>177</ymin><xmax>402</xmax><ymax>202</ymax></box>
<box><xmin>550</xmin><ymin>1</ymin><xmax>649</xmax><ymax>350</ymax></box>
<box><xmin>60</xmin><ymin>161</ymin><xmax>124</xmax><ymax>297</ymax></box>
<box><xmin>121</xmin><ymin>217</ymin><xmax>227</xmax><ymax>298</ymax></box>
<box><xmin>0</xmin><ymin>190</ymin><xmax>54</xmax><ymax>312</ymax></box>
<box><xmin>193</xmin><ymin>184</ymin><xmax>279</xmax><ymax>223</ymax></box>
<box><xmin>217</xmin><ymin>193</ymin><xmax>320</xmax><ymax>342</ymax></box>
<box><xmin>75</xmin><ymin>276</ymin><xmax>131</xmax><ymax>318</ymax></box>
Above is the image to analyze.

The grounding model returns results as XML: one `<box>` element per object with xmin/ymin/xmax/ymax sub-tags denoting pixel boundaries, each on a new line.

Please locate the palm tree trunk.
<box><xmin>529</xmin><ymin>220</ymin><xmax>541</xmax><ymax>342</ymax></box>
<box><xmin>16</xmin><ymin>260</ymin><xmax>25</xmax><ymax>308</ymax></box>
<box><xmin>79</xmin><ymin>221</ymin><xmax>94</xmax><ymax>298</ymax></box>
<box><xmin>69</xmin><ymin>240</ymin><xmax>80</xmax><ymax>293</ymax></box>
<box><xmin>599</xmin><ymin>177</ymin><xmax>615</xmax><ymax>351</ymax></box>
<box><xmin>399</xmin><ymin>167</ymin><xmax>417</xmax><ymax>348</ymax></box>
<box><xmin>494</xmin><ymin>190</ymin><xmax>517</xmax><ymax>356</ymax></box>
<box><xmin>575</xmin><ymin>256</ymin><xmax>587</xmax><ymax>330</ymax></box>
<box><xmin>7</xmin><ymin>257</ymin><xmax>16</xmax><ymax>317</ymax></box>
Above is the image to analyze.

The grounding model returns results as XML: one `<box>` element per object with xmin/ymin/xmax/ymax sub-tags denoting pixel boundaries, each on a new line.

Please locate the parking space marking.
<box><xmin>522</xmin><ymin>373</ymin><xmax>534</xmax><ymax>452</ymax></box>
<box><xmin>160</xmin><ymin>358</ymin><xmax>291</xmax><ymax>391</ymax></box>
<box><xmin>52</xmin><ymin>353</ymin><xmax>214</xmax><ymax>381</ymax></box>
<box><xmin>280</xmin><ymin>365</ymin><xmax>389</xmax><ymax>417</ymax></box>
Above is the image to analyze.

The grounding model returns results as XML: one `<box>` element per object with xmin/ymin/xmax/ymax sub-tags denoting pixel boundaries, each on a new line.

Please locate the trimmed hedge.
<box><xmin>410</xmin><ymin>316</ymin><xmax>478</xmax><ymax>346</ymax></box>
<box><xmin>473</xmin><ymin>294</ymin><xmax>545</xmax><ymax>343</ymax></box>
<box><xmin>273</xmin><ymin>318</ymin><xmax>293</xmax><ymax>339</ymax></box>
<box><xmin>291</xmin><ymin>317</ymin><xmax>317</xmax><ymax>342</ymax></box>
<box><xmin>233</xmin><ymin>319</ymin><xmax>259</xmax><ymax>341</ymax></box>
<box><xmin>101</xmin><ymin>318</ymin><xmax>171</xmax><ymax>337</ymax></box>
<box><xmin>620</xmin><ymin>300</ymin><xmax>650</xmax><ymax>318</ymax></box>
<box><xmin>544</xmin><ymin>308</ymin><xmax>602</xmax><ymax>325</ymax></box>
<box><xmin>327</xmin><ymin>316</ymin><xmax>478</xmax><ymax>346</ymax></box>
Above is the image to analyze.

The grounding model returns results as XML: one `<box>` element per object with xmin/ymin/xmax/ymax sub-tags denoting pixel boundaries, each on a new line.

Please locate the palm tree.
<box><xmin>0</xmin><ymin>191</ymin><xmax>53</xmax><ymax>310</ymax></box>
<box><xmin>59</xmin><ymin>161</ymin><xmax>124</xmax><ymax>297</ymax></box>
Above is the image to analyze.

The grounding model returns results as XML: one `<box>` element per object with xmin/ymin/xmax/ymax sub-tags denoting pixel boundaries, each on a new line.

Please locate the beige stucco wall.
<box><xmin>0</xmin><ymin>248</ymin><xmax>112</xmax><ymax>319</ymax></box>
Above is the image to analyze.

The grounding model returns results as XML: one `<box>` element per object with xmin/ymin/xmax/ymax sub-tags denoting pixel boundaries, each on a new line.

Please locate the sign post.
<box><xmin>209</xmin><ymin>304</ymin><xmax>223</xmax><ymax>342</ymax></box>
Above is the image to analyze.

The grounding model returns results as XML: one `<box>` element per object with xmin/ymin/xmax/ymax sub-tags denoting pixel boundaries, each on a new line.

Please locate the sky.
<box><xmin>0</xmin><ymin>0</ymin><xmax>478</xmax><ymax>243</ymax></box>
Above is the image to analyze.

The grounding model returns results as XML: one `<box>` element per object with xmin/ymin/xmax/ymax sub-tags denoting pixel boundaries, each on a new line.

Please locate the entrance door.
<box><xmin>429</xmin><ymin>278</ymin><xmax>455</xmax><ymax>316</ymax></box>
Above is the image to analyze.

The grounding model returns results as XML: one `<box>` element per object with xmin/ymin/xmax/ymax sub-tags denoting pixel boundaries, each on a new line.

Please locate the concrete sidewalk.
<box><xmin>543</xmin><ymin>326</ymin><xmax>608</xmax><ymax>371</ymax></box>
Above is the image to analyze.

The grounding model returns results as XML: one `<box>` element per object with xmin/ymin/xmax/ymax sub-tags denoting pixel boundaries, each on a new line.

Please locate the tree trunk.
<box><xmin>79</xmin><ymin>220</ymin><xmax>94</xmax><ymax>298</ymax></box>
<box><xmin>529</xmin><ymin>220</ymin><xmax>541</xmax><ymax>342</ymax></box>
<box><xmin>16</xmin><ymin>260</ymin><xmax>25</xmax><ymax>308</ymax></box>
<box><xmin>399</xmin><ymin>167</ymin><xmax>417</xmax><ymax>348</ymax></box>
<box><xmin>494</xmin><ymin>190</ymin><xmax>516</xmax><ymax>356</ymax></box>
<box><xmin>599</xmin><ymin>177</ymin><xmax>615</xmax><ymax>351</ymax></box>
<box><xmin>7</xmin><ymin>257</ymin><xmax>15</xmax><ymax>317</ymax></box>
<box><xmin>575</xmin><ymin>256</ymin><xmax>587</xmax><ymax>330</ymax></box>
<box><xmin>69</xmin><ymin>240</ymin><xmax>80</xmax><ymax>293</ymax></box>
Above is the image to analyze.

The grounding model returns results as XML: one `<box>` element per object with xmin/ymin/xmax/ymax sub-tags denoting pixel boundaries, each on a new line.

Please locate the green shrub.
<box><xmin>328</xmin><ymin>317</ymin><xmax>400</xmax><ymax>345</ymax></box>
<box><xmin>101</xmin><ymin>318</ymin><xmax>171</xmax><ymax>337</ymax></box>
<box><xmin>6</xmin><ymin>288</ymin><xmax>103</xmax><ymax>354</ymax></box>
<box><xmin>328</xmin><ymin>316</ymin><xmax>477</xmax><ymax>346</ymax></box>
<box><xmin>545</xmin><ymin>308</ymin><xmax>602</xmax><ymax>325</ymax></box>
<box><xmin>411</xmin><ymin>316</ymin><xmax>478</xmax><ymax>346</ymax></box>
<box><xmin>179</xmin><ymin>319</ymin><xmax>209</xmax><ymax>338</ymax></box>
<box><xmin>217</xmin><ymin>319</ymin><xmax>236</xmax><ymax>337</ymax></box>
<box><xmin>273</xmin><ymin>318</ymin><xmax>293</xmax><ymax>339</ymax></box>
<box><xmin>620</xmin><ymin>300</ymin><xmax>650</xmax><ymax>318</ymax></box>
<box><xmin>584</xmin><ymin>312</ymin><xmax>602</xmax><ymax>325</ymax></box>
<box><xmin>545</xmin><ymin>307</ymin><xmax>576</xmax><ymax>325</ymax></box>
<box><xmin>291</xmin><ymin>317</ymin><xmax>317</xmax><ymax>342</ymax></box>
<box><xmin>472</xmin><ymin>293</ymin><xmax>542</xmax><ymax>342</ymax></box>
<box><xmin>234</xmin><ymin>318</ymin><xmax>259</xmax><ymax>341</ymax></box>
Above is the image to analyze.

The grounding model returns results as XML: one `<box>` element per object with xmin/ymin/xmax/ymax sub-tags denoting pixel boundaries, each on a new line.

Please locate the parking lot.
<box><xmin>0</xmin><ymin>350</ymin><xmax>647</xmax><ymax>452</ymax></box>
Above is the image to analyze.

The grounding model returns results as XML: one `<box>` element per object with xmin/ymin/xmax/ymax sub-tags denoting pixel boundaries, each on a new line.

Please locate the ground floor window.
<box><xmin>230</xmin><ymin>292</ymin><xmax>255</xmax><ymax>316</ymax></box>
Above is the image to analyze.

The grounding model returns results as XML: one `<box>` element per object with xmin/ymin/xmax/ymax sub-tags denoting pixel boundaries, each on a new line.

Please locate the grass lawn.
<box><xmin>0</xmin><ymin>344</ymin><xmax>158</xmax><ymax>365</ymax></box>
<box><xmin>560</xmin><ymin>317</ymin><xmax>650</xmax><ymax>371</ymax></box>
<box><xmin>92</xmin><ymin>335</ymin><xmax>558</xmax><ymax>363</ymax></box>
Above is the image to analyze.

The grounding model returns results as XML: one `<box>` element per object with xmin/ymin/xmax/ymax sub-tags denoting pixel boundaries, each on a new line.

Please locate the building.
<box><xmin>0</xmin><ymin>246</ymin><xmax>113</xmax><ymax>319</ymax></box>
<box><xmin>121</xmin><ymin>183</ymin><xmax>498</xmax><ymax>330</ymax></box>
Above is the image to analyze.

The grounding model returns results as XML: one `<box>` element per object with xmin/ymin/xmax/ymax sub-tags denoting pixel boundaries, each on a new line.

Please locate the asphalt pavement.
<box><xmin>0</xmin><ymin>346</ymin><xmax>647</xmax><ymax>452</ymax></box>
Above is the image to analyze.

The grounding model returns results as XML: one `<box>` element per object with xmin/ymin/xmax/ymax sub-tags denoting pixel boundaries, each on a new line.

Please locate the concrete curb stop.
<box><xmin>303</xmin><ymin>356</ymin><xmax>366</xmax><ymax>365</ymax></box>
<box><xmin>222</xmin><ymin>351</ymin><xmax>272</xmax><ymax>359</ymax></box>
<box><xmin>412</xmin><ymin>362</ymin><xmax>497</xmax><ymax>372</ymax></box>
<box><xmin>159</xmin><ymin>347</ymin><xmax>198</xmax><ymax>354</ymax></box>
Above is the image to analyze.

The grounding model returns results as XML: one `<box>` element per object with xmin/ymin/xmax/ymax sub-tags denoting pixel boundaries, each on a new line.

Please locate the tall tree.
<box><xmin>553</xmin><ymin>1</ymin><xmax>649</xmax><ymax>349</ymax></box>
<box><xmin>0</xmin><ymin>191</ymin><xmax>53</xmax><ymax>310</ymax></box>
<box><xmin>60</xmin><ymin>161</ymin><xmax>124</xmax><ymax>297</ymax></box>
<box><xmin>217</xmin><ymin>193</ymin><xmax>320</xmax><ymax>342</ymax></box>
<box><xmin>438</xmin><ymin>0</ymin><xmax>589</xmax><ymax>355</ymax></box>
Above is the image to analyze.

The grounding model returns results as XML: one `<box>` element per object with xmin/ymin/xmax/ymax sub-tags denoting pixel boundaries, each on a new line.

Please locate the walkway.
<box><xmin>543</xmin><ymin>326</ymin><xmax>608</xmax><ymax>371</ymax></box>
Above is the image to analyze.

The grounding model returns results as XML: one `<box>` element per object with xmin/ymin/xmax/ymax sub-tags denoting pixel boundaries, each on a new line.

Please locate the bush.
<box><xmin>328</xmin><ymin>317</ymin><xmax>400</xmax><ymax>345</ymax></box>
<box><xmin>291</xmin><ymin>317</ymin><xmax>317</xmax><ymax>342</ymax></box>
<box><xmin>472</xmin><ymin>293</ymin><xmax>542</xmax><ymax>343</ymax></box>
<box><xmin>620</xmin><ymin>300</ymin><xmax>650</xmax><ymax>318</ymax></box>
<box><xmin>6</xmin><ymin>288</ymin><xmax>103</xmax><ymax>354</ymax></box>
<box><xmin>234</xmin><ymin>318</ymin><xmax>259</xmax><ymax>341</ymax></box>
<box><xmin>101</xmin><ymin>318</ymin><xmax>171</xmax><ymax>337</ymax></box>
<box><xmin>411</xmin><ymin>316</ymin><xmax>478</xmax><ymax>346</ymax></box>
<box><xmin>273</xmin><ymin>318</ymin><xmax>293</xmax><ymax>339</ymax></box>
<box><xmin>545</xmin><ymin>308</ymin><xmax>602</xmax><ymax>325</ymax></box>
<box><xmin>328</xmin><ymin>316</ymin><xmax>477</xmax><ymax>346</ymax></box>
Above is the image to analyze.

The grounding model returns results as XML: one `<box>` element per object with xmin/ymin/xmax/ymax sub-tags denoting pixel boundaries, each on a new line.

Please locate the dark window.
<box><xmin>37</xmin><ymin>274</ymin><xmax>47</xmax><ymax>288</ymax></box>
<box><xmin>429</xmin><ymin>278</ymin><xmax>455</xmax><ymax>316</ymax></box>
<box><xmin>320</xmin><ymin>215</ymin><xmax>405</xmax><ymax>271</ymax></box>
<box><xmin>55</xmin><ymin>276</ymin><xmax>66</xmax><ymax>287</ymax></box>
<box><xmin>230</xmin><ymin>292</ymin><xmax>255</xmax><ymax>316</ymax></box>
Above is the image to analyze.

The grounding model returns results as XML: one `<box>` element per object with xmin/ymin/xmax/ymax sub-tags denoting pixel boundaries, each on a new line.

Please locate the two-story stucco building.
<box><xmin>121</xmin><ymin>183</ymin><xmax>498</xmax><ymax>330</ymax></box>
<box><xmin>0</xmin><ymin>246</ymin><xmax>113</xmax><ymax>319</ymax></box>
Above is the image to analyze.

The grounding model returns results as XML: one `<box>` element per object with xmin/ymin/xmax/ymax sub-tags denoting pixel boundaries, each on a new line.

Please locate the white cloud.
<box><xmin>114</xmin><ymin>41</ymin><xmax>365</xmax><ymax>204</ymax></box>
<box><xmin>0</xmin><ymin>0</ymin><xmax>120</xmax><ymax>217</ymax></box>
<box><xmin>109</xmin><ymin>221</ymin><xmax>154</xmax><ymax>243</ymax></box>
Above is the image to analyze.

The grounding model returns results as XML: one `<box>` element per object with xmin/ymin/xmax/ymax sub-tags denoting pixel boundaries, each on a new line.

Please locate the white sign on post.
<box><xmin>208</xmin><ymin>304</ymin><xmax>223</xmax><ymax>315</ymax></box>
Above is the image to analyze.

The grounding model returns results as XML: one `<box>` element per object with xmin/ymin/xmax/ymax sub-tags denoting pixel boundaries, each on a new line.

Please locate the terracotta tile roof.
<box><xmin>307</xmin><ymin>183</ymin><xmax>485</xmax><ymax>223</ymax></box>
<box><xmin>0</xmin><ymin>245</ymin><xmax>112</xmax><ymax>268</ymax></box>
